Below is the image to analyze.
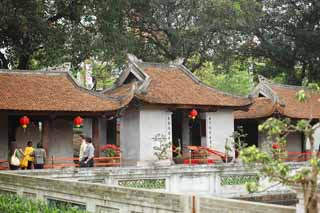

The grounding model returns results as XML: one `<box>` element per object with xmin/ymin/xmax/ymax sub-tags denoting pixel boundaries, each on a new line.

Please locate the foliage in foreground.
<box><xmin>0</xmin><ymin>194</ymin><xmax>86</xmax><ymax>213</ymax></box>
<box><xmin>240</xmin><ymin>87</ymin><xmax>320</xmax><ymax>213</ymax></box>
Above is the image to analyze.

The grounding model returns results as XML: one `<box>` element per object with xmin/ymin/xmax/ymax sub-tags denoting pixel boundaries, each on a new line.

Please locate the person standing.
<box><xmin>33</xmin><ymin>143</ymin><xmax>46</xmax><ymax>169</ymax></box>
<box><xmin>79</xmin><ymin>134</ymin><xmax>87</xmax><ymax>162</ymax></box>
<box><xmin>20</xmin><ymin>141</ymin><xmax>34</xmax><ymax>170</ymax></box>
<box><xmin>9</xmin><ymin>142</ymin><xmax>23</xmax><ymax>170</ymax></box>
<box><xmin>80</xmin><ymin>137</ymin><xmax>95</xmax><ymax>167</ymax></box>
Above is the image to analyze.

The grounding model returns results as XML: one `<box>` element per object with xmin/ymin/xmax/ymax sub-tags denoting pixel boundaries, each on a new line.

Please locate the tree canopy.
<box><xmin>1</xmin><ymin>0</ymin><xmax>319</xmax><ymax>90</ymax></box>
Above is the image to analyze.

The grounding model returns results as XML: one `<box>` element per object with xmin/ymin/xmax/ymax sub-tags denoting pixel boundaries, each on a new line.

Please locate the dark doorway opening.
<box><xmin>172</xmin><ymin>110</ymin><xmax>202</xmax><ymax>148</ymax></box>
<box><xmin>172</xmin><ymin>111</ymin><xmax>183</xmax><ymax>148</ymax></box>
<box><xmin>234</xmin><ymin>119</ymin><xmax>258</xmax><ymax>147</ymax></box>
<box><xmin>107</xmin><ymin>119</ymin><xmax>117</xmax><ymax>145</ymax></box>
<box><xmin>190</xmin><ymin>119</ymin><xmax>201</xmax><ymax>146</ymax></box>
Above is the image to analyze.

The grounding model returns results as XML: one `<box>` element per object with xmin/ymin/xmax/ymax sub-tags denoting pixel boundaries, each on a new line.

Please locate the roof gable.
<box><xmin>111</xmin><ymin>54</ymin><xmax>250</xmax><ymax>107</ymax></box>
<box><xmin>235</xmin><ymin>76</ymin><xmax>320</xmax><ymax>119</ymax></box>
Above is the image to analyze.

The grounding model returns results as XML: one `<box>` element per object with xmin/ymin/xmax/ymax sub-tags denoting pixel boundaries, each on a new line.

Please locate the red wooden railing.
<box><xmin>0</xmin><ymin>155</ymin><xmax>121</xmax><ymax>170</ymax></box>
<box><xmin>283</xmin><ymin>152</ymin><xmax>320</xmax><ymax>162</ymax></box>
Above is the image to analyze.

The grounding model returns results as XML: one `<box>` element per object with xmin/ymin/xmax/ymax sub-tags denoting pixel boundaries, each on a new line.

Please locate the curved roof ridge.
<box><xmin>258</xmin><ymin>75</ymin><xmax>305</xmax><ymax>90</ymax></box>
<box><xmin>131</xmin><ymin>60</ymin><xmax>250</xmax><ymax>101</ymax></box>
<box><xmin>64</xmin><ymin>72</ymin><xmax>122</xmax><ymax>104</ymax></box>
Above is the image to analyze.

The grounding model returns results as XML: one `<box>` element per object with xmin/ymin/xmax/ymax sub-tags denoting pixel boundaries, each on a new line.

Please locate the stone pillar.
<box><xmin>47</xmin><ymin>118</ymin><xmax>73</xmax><ymax>158</ymax></box>
<box><xmin>83</xmin><ymin>118</ymin><xmax>92</xmax><ymax>138</ymax></box>
<box><xmin>120</xmin><ymin>108</ymin><xmax>140</xmax><ymax>165</ymax></box>
<box><xmin>92</xmin><ymin>118</ymin><xmax>100</xmax><ymax>157</ymax></box>
<box><xmin>41</xmin><ymin>120</ymin><xmax>50</xmax><ymax>154</ymax></box>
<box><xmin>0</xmin><ymin>113</ymin><xmax>8</xmax><ymax>160</ymax></box>
<box><xmin>98</xmin><ymin>117</ymin><xmax>107</xmax><ymax>156</ymax></box>
<box><xmin>181</xmin><ymin>112</ymin><xmax>190</xmax><ymax>152</ymax></box>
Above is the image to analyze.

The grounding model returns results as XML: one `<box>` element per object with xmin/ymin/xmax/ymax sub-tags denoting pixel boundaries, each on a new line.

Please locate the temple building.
<box><xmin>104</xmin><ymin>55</ymin><xmax>250</xmax><ymax>165</ymax></box>
<box><xmin>0</xmin><ymin>55</ymin><xmax>250</xmax><ymax>166</ymax></box>
<box><xmin>0</xmin><ymin>68</ymin><xmax>131</xmax><ymax>161</ymax></box>
<box><xmin>235</xmin><ymin>76</ymin><xmax>320</xmax><ymax>153</ymax></box>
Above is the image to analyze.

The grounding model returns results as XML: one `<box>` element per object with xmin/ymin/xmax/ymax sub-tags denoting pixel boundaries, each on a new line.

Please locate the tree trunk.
<box><xmin>17</xmin><ymin>55</ymin><xmax>30</xmax><ymax>70</ymax></box>
<box><xmin>0</xmin><ymin>52</ymin><xmax>9</xmax><ymax>69</ymax></box>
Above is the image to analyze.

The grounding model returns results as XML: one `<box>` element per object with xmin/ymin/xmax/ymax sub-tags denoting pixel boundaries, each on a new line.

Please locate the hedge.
<box><xmin>0</xmin><ymin>194</ymin><xmax>86</xmax><ymax>213</ymax></box>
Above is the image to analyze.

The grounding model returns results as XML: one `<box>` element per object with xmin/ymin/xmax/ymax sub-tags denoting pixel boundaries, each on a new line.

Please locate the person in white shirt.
<box><xmin>80</xmin><ymin>137</ymin><xmax>95</xmax><ymax>167</ymax></box>
<box><xmin>79</xmin><ymin>134</ymin><xmax>87</xmax><ymax>162</ymax></box>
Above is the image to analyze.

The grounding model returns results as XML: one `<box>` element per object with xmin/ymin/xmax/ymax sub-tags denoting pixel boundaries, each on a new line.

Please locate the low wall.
<box><xmin>199</xmin><ymin>196</ymin><xmax>295</xmax><ymax>213</ymax></box>
<box><xmin>13</xmin><ymin>164</ymin><xmax>286</xmax><ymax>197</ymax></box>
<box><xmin>0</xmin><ymin>172</ymin><xmax>295</xmax><ymax>213</ymax></box>
<box><xmin>235</xmin><ymin>192</ymin><xmax>298</xmax><ymax>206</ymax></box>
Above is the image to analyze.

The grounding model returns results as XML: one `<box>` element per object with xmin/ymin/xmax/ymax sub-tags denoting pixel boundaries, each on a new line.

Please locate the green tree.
<box><xmin>0</xmin><ymin>0</ymin><xmax>130</xmax><ymax>70</ymax></box>
<box><xmin>126</xmin><ymin>0</ymin><xmax>244</xmax><ymax>71</ymax></box>
<box><xmin>194</xmin><ymin>60</ymin><xmax>252</xmax><ymax>96</ymax></box>
<box><xmin>237</xmin><ymin>0</ymin><xmax>320</xmax><ymax>85</ymax></box>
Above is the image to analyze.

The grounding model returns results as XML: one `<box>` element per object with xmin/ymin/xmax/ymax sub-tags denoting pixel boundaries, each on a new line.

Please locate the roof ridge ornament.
<box><xmin>258</xmin><ymin>75</ymin><xmax>272</xmax><ymax>84</ymax></box>
<box><xmin>39</xmin><ymin>62</ymin><xmax>71</xmax><ymax>72</ymax></box>
<box><xmin>127</xmin><ymin>53</ymin><xmax>143</xmax><ymax>63</ymax></box>
<box><xmin>169</xmin><ymin>57</ymin><xmax>185</xmax><ymax>66</ymax></box>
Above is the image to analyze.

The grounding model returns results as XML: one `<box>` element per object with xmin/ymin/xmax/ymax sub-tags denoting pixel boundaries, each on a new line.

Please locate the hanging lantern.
<box><xmin>189</xmin><ymin>109</ymin><xmax>198</xmax><ymax>120</ymax></box>
<box><xmin>19</xmin><ymin>116</ymin><xmax>30</xmax><ymax>129</ymax></box>
<box><xmin>73</xmin><ymin>116</ymin><xmax>83</xmax><ymax>128</ymax></box>
<box><xmin>272</xmin><ymin>143</ymin><xmax>279</xmax><ymax>150</ymax></box>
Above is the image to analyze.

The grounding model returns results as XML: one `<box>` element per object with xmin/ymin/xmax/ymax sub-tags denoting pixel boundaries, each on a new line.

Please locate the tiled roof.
<box><xmin>103</xmin><ymin>82</ymin><xmax>136</xmax><ymax>106</ymax></box>
<box><xmin>0</xmin><ymin>70</ymin><xmax>126</xmax><ymax>112</ymax></box>
<box><xmin>234</xmin><ymin>97</ymin><xmax>276</xmax><ymax>119</ymax></box>
<box><xmin>270</xmin><ymin>84</ymin><xmax>320</xmax><ymax>119</ymax></box>
<box><xmin>235</xmin><ymin>81</ymin><xmax>320</xmax><ymax>119</ymax></box>
<box><xmin>131</xmin><ymin>62</ymin><xmax>250</xmax><ymax>107</ymax></box>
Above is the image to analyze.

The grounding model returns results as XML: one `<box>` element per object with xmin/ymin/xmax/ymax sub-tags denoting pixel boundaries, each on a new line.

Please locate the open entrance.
<box><xmin>234</xmin><ymin>119</ymin><xmax>258</xmax><ymax>147</ymax></box>
<box><xmin>189</xmin><ymin>119</ymin><xmax>201</xmax><ymax>146</ymax></box>
<box><xmin>172</xmin><ymin>110</ymin><xmax>202</xmax><ymax>148</ymax></box>
<box><xmin>8</xmin><ymin>116</ymin><xmax>43</xmax><ymax>154</ymax></box>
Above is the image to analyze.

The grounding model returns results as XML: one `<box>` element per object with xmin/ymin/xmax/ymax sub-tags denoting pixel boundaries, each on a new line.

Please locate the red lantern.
<box><xmin>189</xmin><ymin>109</ymin><xmax>198</xmax><ymax>120</ymax></box>
<box><xmin>272</xmin><ymin>143</ymin><xmax>279</xmax><ymax>149</ymax></box>
<box><xmin>73</xmin><ymin>116</ymin><xmax>83</xmax><ymax>128</ymax></box>
<box><xmin>19</xmin><ymin>116</ymin><xmax>30</xmax><ymax>129</ymax></box>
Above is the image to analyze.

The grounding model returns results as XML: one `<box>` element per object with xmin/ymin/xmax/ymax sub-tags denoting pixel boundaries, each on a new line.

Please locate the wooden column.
<box><xmin>92</xmin><ymin>118</ymin><xmax>100</xmax><ymax>157</ymax></box>
<box><xmin>42</xmin><ymin>119</ymin><xmax>50</xmax><ymax>155</ymax></box>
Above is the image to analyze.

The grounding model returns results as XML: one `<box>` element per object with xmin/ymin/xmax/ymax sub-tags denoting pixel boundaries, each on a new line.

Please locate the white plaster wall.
<box><xmin>286</xmin><ymin>132</ymin><xmax>302</xmax><ymax>152</ymax></box>
<box><xmin>120</xmin><ymin>108</ymin><xmax>140</xmax><ymax>163</ymax></box>
<box><xmin>16</xmin><ymin>123</ymin><xmax>41</xmax><ymax>151</ymax></box>
<box><xmin>209</xmin><ymin>110</ymin><xmax>234</xmax><ymax>153</ymax></box>
<box><xmin>314</xmin><ymin>127</ymin><xmax>320</xmax><ymax>151</ymax></box>
<box><xmin>48</xmin><ymin>119</ymin><xmax>73</xmax><ymax>158</ymax></box>
<box><xmin>306</xmin><ymin>126</ymin><xmax>320</xmax><ymax>151</ymax></box>
<box><xmin>0</xmin><ymin>113</ymin><xmax>8</xmax><ymax>159</ymax></box>
<box><xmin>200</xmin><ymin>113</ymin><xmax>207</xmax><ymax>147</ymax></box>
<box><xmin>258</xmin><ymin>132</ymin><xmax>272</xmax><ymax>153</ymax></box>
<box><xmin>259</xmin><ymin>131</ymin><xmax>302</xmax><ymax>153</ymax></box>
<box><xmin>139</xmin><ymin>108</ymin><xmax>172</xmax><ymax>162</ymax></box>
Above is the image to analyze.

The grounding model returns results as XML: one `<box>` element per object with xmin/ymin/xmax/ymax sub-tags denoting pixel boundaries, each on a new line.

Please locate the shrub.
<box><xmin>0</xmin><ymin>194</ymin><xmax>86</xmax><ymax>213</ymax></box>
<box><xmin>100</xmin><ymin>144</ymin><xmax>120</xmax><ymax>157</ymax></box>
